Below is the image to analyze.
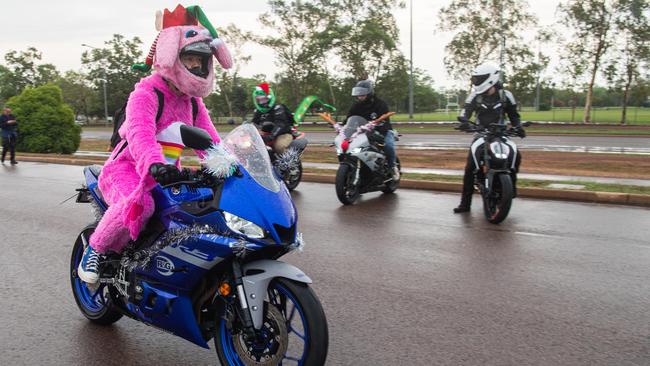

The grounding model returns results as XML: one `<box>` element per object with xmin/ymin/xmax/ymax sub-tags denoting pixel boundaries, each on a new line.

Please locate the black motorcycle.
<box><xmin>456</xmin><ymin>121</ymin><xmax>530</xmax><ymax>224</ymax></box>
<box><xmin>332</xmin><ymin>115</ymin><xmax>400</xmax><ymax>205</ymax></box>
<box><xmin>257</xmin><ymin>122</ymin><xmax>308</xmax><ymax>191</ymax></box>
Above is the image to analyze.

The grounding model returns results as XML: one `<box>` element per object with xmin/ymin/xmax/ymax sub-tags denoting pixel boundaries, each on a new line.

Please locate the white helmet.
<box><xmin>471</xmin><ymin>63</ymin><xmax>500</xmax><ymax>94</ymax></box>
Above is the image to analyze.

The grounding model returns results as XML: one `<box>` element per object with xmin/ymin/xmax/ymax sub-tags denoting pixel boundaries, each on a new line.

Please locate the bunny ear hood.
<box><xmin>132</xmin><ymin>4</ymin><xmax>233</xmax><ymax>76</ymax></box>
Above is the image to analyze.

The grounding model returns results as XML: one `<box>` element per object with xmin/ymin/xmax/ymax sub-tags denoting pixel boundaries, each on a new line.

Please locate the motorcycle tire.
<box><xmin>215</xmin><ymin>278</ymin><xmax>329</xmax><ymax>366</ymax></box>
<box><xmin>482</xmin><ymin>174</ymin><xmax>513</xmax><ymax>224</ymax></box>
<box><xmin>284</xmin><ymin>161</ymin><xmax>303</xmax><ymax>191</ymax></box>
<box><xmin>335</xmin><ymin>163</ymin><xmax>360</xmax><ymax>205</ymax></box>
<box><xmin>70</xmin><ymin>225</ymin><xmax>123</xmax><ymax>325</ymax></box>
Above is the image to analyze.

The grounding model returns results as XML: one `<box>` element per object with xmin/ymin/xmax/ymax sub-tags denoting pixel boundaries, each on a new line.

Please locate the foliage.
<box><xmin>603</xmin><ymin>0</ymin><xmax>650</xmax><ymax>124</ymax></box>
<box><xmin>81</xmin><ymin>34</ymin><xmax>144</xmax><ymax>118</ymax></box>
<box><xmin>437</xmin><ymin>0</ymin><xmax>537</xmax><ymax>85</ymax></box>
<box><xmin>0</xmin><ymin>47</ymin><xmax>60</xmax><ymax>102</ymax></box>
<box><xmin>55</xmin><ymin>71</ymin><xmax>96</xmax><ymax>120</ymax></box>
<box><xmin>6</xmin><ymin>84</ymin><xmax>81</xmax><ymax>154</ymax></box>
<box><xmin>558</xmin><ymin>0</ymin><xmax>615</xmax><ymax>123</ymax></box>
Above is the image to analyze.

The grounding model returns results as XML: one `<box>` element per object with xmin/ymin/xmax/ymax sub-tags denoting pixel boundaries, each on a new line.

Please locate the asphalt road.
<box><xmin>82</xmin><ymin>129</ymin><xmax>650</xmax><ymax>154</ymax></box>
<box><xmin>1</xmin><ymin>162</ymin><xmax>649</xmax><ymax>365</ymax></box>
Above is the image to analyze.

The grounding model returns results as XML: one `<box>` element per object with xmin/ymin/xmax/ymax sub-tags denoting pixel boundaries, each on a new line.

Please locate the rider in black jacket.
<box><xmin>347</xmin><ymin>80</ymin><xmax>399</xmax><ymax>179</ymax></box>
<box><xmin>454</xmin><ymin>63</ymin><xmax>526</xmax><ymax>213</ymax></box>
<box><xmin>251</xmin><ymin>83</ymin><xmax>294</xmax><ymax>154</ymax></box>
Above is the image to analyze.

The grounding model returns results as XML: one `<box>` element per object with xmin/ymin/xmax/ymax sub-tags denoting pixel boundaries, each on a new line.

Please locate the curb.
<box><xmin>15</xmin><ymin>154</ymin><xmax>650</xmax><ymax>208</ymax></box>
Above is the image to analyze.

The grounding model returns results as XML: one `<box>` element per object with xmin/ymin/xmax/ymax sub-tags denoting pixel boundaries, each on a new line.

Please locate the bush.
<box><xmin>6</xmin><ymin>84</ymin><xmax>81</xmax><ymax>154</ymax></box>
<box><xmin>538</xmin><ymin>103</ymin><xmax>551</xmax><ymax>111</ymax></box>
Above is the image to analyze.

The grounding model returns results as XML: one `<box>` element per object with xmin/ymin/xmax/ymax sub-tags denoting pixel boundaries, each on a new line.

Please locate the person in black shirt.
<box><xmin>454</xmin><ymin>64</ymin><xmax>525</xmax><ymax>213</ymax></box>
<box><xmin>346</xmin><ymin>80</ymin><xmax>399</xmax><ymax>179</ymax></box>
<box><xmin>251</xmin><ymin>83</ymin><xmax>294</xmax><ymax>154</ymax></box>
<box><xmin>0</xmin><ymin>107</ymin><xmax>18</xmax><ymax>164</ymax></box>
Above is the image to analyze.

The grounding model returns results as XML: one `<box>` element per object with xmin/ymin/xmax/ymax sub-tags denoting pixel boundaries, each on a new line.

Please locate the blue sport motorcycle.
<box><xmin>70</xmin><ymin>124</ymin><xmax>328</xmax><ymax>365</ymax></box>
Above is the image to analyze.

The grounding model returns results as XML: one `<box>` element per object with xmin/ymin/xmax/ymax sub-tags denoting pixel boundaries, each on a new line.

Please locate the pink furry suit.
<box><xmin>89</xmin><ymin>72</ymin><xmax>220</xmax><ymax>254</ymax></box>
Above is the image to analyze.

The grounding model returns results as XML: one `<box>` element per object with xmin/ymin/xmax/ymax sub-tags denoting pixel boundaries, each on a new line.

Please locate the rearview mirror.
<box><xmin>180</xmin><ymin>125</ymin><xmax>213</xmax><ymax>150</ymax></box>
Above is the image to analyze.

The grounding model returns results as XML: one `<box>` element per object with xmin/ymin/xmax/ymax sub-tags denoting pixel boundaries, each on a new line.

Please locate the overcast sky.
<box><xmin>0</xmin><ymin>0</ymin><xmax>563</xmax><ymax>89</ymax></box>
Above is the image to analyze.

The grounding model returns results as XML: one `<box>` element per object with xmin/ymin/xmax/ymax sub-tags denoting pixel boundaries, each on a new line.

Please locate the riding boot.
<box><xmin>454</xmin><ymin>155</ymin><xmax>475</xmax><ymax>214</ymax></box>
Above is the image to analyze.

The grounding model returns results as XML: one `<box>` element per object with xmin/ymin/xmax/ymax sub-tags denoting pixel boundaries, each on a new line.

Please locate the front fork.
<box><xmin>231</xmin><ymin>260</ymin><xmax>257</xmax><ymax>339</ymax></box>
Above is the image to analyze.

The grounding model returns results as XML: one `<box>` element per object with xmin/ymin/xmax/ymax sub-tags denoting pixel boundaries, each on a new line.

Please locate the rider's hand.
<box><xmin>513</xmin><ymin>126</ymin><xmax>526</xmax><ymax>138</ymax></box>
<box><xmin>455</xmin><ymin>122</ymin><xmax>470</xmax><ymax>131</ymax></box>
<box><xmin>149</xmin><ymin>163</ymin><xmax>183</xmax><ymax>185</ymax></box>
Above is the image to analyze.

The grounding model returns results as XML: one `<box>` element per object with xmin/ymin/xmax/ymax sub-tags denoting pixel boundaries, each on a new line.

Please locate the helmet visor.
<box><xmin>471</xmin><ymin>74</ymin><xmax>490</xmax><ymax>86</ymax></box>
<box><xmin>255</xmin><ymin>95</ymin><xmax>270</xmax><ymax>105</ymax></box>
<box><xmin>351</xmin><ymin>86</ymin><xmax>370</xmax><ymax>97</ymax></box>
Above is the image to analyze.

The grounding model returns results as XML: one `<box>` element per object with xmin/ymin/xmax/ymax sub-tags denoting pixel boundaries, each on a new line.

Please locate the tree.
<box><xmin>437</xmin><ymin>0</ymin><xmax>537</xmax><ymax>86</ymax></box>
<box><xmin>213</xmin><ymin>24</ymin><xmax>253</xmax><ymax>118</ymax></box>
<box><xmin>55</xmin><ymin>71</ymin><xmax>96</xmax><ymax>120</ymax></box>
<box><xmin>6</xmin><ymin>84</ymin><xmax>81</xmax><ymax>154</ymax></box>
<box><xmin>81</xmin><ymin>34</ymin><xmax>144</xmax><ymax>118</ymax></box>
<box><xmin>0</xmin><ymin>47</ymin><xmax>60</xmax><ymax>101</ymax></box>
<box><xmin>255</xmin><ymin>0</ymin><xmax>335</xmax><ymax>107</ymax></box>
<box><xmin>559</xmin><ymin>0</ymin><xmax>615</xmax><ymax>123</ymax></box>
<box><xmin>325</xmin><ymin>0</ymin><xmax>404</xmax><ymax>81</ymax></box>
<box><xmin>603</xmin><ymin>0</ymin><xmax>650</xmax><ymax>124</ymax></box>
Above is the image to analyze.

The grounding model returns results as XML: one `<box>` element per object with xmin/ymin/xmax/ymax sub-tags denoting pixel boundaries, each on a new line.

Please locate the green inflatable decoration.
<box><xmin>293</xmin><ymin>96</ymin><xmax>336</xmax><ymax>127</ymax></box>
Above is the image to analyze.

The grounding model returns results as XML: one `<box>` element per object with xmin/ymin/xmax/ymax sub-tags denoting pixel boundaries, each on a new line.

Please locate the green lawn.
<box><xmin>386</xmin><ymin>107</ymin><xmax>650</xmax><ymax>124</ymax></box>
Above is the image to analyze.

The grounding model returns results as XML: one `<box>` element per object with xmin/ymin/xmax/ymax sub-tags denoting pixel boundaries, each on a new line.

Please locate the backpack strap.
<box><xmin>191</xmin><ymin>97</ymin><xmax>198</xmax><ymax>122</ymax></box>
<box><xmin>153</xmin><ymin>88</ymin><xmax>165</xmax><ymax>123</ymax></box>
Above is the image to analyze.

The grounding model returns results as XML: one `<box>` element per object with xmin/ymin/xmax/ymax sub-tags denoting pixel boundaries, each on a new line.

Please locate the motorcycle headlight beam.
<box><xmin>223</xmin><ymin>212</ymin><xmax>266</xmax><ymax>239</ymax></box>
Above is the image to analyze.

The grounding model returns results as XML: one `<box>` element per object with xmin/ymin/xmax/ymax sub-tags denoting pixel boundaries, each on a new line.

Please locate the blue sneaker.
<box><xmin>78</xmin><ymin>245</ymin><xmax>102</xmax><ymax>284</ymax></box>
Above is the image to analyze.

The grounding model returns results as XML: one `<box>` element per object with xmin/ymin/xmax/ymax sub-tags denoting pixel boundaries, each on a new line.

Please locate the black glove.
<box><xmin>262</xmin><ymin>134</ymin><xmax>274</xmax><ymax>143</ymax></box>
<box><xmin>149</xmin><ymin>163</ymin><xmax>184</xmax><ymax>186</ymax></box>
<box><xmin>455</xmin><ymin>122</ymin><xmax>470</xmax><ymax>131</ymax></box>
<box><xmin>512</xmin><ymin>126</ymin><xmax>526</xmax><ymax>138</ymax></box>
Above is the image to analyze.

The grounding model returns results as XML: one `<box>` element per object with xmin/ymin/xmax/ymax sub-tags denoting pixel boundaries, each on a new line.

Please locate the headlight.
<box><xmin>350</xmin><ymin>147</ymin><xmax>362</xmax><ymax>154</ymax></box>
<box><xmin>223</xmin><ymin>212</ymin><xmax>266</xmax><ymax>239</ymax></box>
<box><xmin>335</xmin><ymin>146</ymin><xmax>343</xmax><ymax>155</ymax></box>
<box><xmin>489</xmin><ymin>141</ymin><xmax>510</xmax><ymax>160</ymax></box>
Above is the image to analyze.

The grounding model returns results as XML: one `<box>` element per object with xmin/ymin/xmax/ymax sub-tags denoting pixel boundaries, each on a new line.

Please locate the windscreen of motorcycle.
<box><xmin>222</xmin><ymin>124</ymin><xmax>282</xmax><ymax>192</ymax></box>
<box><xmin>334</xmin><ymin>115</ymin><xmax>368</xmax><ymax>148</ymax></box>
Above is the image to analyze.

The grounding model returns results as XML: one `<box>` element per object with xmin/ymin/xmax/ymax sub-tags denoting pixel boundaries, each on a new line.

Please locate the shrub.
<box><xmin>6</xmin><ymin>84</ymin><xmax>81</xmax><ymax>154</ymax></box>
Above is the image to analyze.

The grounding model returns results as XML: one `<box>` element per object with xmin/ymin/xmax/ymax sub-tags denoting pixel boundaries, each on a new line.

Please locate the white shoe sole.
<box><xmin>77</xmin><ymin>263</ymin><xmax>99</xmax><ymax>284</ymax></box>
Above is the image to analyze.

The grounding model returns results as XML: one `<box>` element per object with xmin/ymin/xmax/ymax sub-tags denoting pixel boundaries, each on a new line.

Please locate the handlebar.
<box><xmin>159</xmin><ymin>167</ymin><xmax>235</xmax><ymax>189</ymax></box>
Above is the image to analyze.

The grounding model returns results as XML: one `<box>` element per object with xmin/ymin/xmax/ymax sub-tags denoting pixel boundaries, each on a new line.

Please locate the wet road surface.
<box><xmin>82</xmin><ymin>129</ymin><xmax>650</xmax><ymax>154</ymax></box>
<box><xmin>1</xmin><ymin>162</ymin><xmax>649</xmax><ymax>365</ymax></box>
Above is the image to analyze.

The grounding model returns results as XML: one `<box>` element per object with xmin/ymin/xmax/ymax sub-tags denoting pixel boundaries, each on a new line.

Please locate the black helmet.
<box><xmin>351</xmin><ymin>80</ymin><xmax>374</xmax><ymax>97</ymax></box>
<box><xmin>179</xmin><ymin>41</ymin><xmax>212</xmax><ymax>78</ymax></box>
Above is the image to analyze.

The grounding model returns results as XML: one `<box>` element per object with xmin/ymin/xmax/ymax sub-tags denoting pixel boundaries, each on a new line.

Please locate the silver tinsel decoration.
<box><xmin>274</xmin><ymin>147</ymin><xmax>301</xmax><ymax>173</ymax></box>
<box><xmin>201</xmin><ymin>143</ymin><xmax>239</xmax><ymax>178</ymax></box>
<box><xmin>121</xmin><ymin>224</ymin><xmax>230</xmax><ymax>271</ymax></box>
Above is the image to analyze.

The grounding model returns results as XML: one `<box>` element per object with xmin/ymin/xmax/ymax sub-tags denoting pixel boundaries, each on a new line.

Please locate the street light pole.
<box><xmin>408</xmin><ymin>0</ymin><xmax>414</xmax><ymax>120</ymax></box>
<box><xmin>81</xmin><ymin>43</ymin><xmax>109</xmax><ymax>125</ymax></box>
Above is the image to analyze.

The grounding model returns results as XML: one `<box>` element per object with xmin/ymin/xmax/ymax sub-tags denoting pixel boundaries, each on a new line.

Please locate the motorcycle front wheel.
<box><xmin>482</xmin><ymin>173</ymin><xmax>513</xmax><ymax>224</ymax></box>
<box><xmin>215</xmin><ymin>278</ymin><xmax>329</xmax><ymax>366</ymax></box>
<box><xmin>70</xmin><ymin>225</ymin><xmax>122</xmax><ymax>325</ymax></box>
<box><xmin>335</xmin><ymin>163</ymin><xmax>360</xmax><ymax>205</ymax></box>
<box><xmin>284</xmin><ymin>161</ymin><xmax>303</xmax><ymax>191</ymax></box>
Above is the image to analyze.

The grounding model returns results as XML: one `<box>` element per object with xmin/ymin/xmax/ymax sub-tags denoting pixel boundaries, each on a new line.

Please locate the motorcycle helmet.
<box><xmin>179</xmin><ymin>40</ymin><xmax>213</xmax><ymax>78</ymax></box>
<box><xmin>471</xmin><ymin>63</ymin><xmax>500</xmax><ymax>94</ymax></box>
<box><xmin>351</xmin><ymin>80</ymin><xmax>374</xmax><ymax>97</ymax></box>
<box><xmin>253</xmin><ymin>83</ymin><xmax>276</xmax><ymax>113</ymax></box>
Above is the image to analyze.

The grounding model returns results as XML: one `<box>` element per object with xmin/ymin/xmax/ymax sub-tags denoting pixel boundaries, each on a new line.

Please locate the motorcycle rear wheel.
<box><xmin>215</xmin><ymin>278</ymin><xmax>329</xmax><ymax>366</ymax></box>
<box><xmin>335</xmin><ymin>164</ymin><xmax>360</xmax><ymax>205</ymax></box>
<box><xmin>482</xmin><ymin>174</ymin><xmax>513</xmax><ymax>224</ymax></box>
<box><xmin>70</xmin><ymin>225</ymin><xmax>122</xmax><ymax>325</ymax></box>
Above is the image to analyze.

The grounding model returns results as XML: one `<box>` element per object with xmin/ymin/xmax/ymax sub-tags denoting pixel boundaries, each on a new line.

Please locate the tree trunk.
<box><xmin>621</xmin><ymin>77</ymin><xmax>631</xmax><ymax>125</ymax></box>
